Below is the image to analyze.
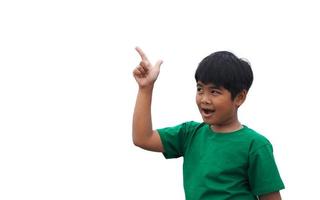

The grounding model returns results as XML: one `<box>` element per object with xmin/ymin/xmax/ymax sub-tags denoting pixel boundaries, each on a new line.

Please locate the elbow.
<box><xmin>132</xmin><ymin>135</ymin><xmax>145</xmax><ymax>148</ymax></box>
<box><xmin>132</xmin><ymin>137</ymin><xmax>150</xmax><ymax>150</ymax></box>
<box><xmin>133</xmin><ymin>140</ymin><xmax>148</xmax><ymax>150</ymax></box>
<box><xmin>132</xmin><ymin>138</ymin><xmax>141</xmax><ymax>147</ymax></box>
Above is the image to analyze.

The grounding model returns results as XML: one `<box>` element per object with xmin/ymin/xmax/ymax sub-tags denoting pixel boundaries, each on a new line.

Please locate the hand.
<box><xmin>133</xmin><ymin>47</ymin><xmax>163</xmax><ymax>88</ymax></box>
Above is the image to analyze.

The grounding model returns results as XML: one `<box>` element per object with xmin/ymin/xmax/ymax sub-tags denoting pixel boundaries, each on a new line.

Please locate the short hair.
<box><xmin>195</xmin><ymin>51</ymin><xmax>253</xmax><ymax>100</ymax></box>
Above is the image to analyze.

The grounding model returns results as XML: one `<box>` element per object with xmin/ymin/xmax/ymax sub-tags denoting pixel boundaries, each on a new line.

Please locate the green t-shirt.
<box><xmin>158</xmin><ymin>121</ymin><xmax>285</xmax><ymax>200</ymax></box>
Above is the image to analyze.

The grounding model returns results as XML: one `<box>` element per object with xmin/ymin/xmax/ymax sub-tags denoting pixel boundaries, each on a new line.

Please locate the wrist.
<box><xmin>138</xmin><ymin>84</ymin><xmax>154</xmax><ymax>92</ymax></box>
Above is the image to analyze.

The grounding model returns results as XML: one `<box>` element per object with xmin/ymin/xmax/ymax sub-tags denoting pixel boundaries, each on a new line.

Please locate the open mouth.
<box><xmin>202</xmin><ymin>108</ymin><xmax>215</xmax><ymax>117</ymax></box>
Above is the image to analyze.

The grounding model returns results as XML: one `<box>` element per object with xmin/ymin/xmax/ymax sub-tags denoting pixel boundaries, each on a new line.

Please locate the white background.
<box><xmin>1</xmin><ymin>0</ymin><xmax>319</xmax><ymax>199</ymax></box>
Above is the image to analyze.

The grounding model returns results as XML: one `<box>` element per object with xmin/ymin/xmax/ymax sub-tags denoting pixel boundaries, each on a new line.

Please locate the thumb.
<box><xmin>154</xmin><ymin>60</ymin><xmax>163</xmax><ymax>70</ymax></box>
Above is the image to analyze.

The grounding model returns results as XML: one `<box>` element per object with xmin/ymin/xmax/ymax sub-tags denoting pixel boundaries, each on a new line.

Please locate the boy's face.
<box><xmin>196</xmin><ymin>81</ymin><xmax>244</xmax><ymax>129</ymax></box>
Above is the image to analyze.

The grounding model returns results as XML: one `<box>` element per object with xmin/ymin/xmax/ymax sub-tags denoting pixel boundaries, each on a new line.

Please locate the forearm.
<box><xmin>132</xmin><ymin>86</ymin><xmax>154</xmax><ymax>147</ymax></box>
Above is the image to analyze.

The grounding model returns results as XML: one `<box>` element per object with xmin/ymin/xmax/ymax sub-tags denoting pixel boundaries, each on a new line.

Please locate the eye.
<box><xmin>210</xmin><ymin>89</ymin><xmax>221</xmax><ymax>95</ymax></box>
<box><xmin>197</xmin><ymin>87</ymin><xmax>203</xmax><ymax>93</ymax></box>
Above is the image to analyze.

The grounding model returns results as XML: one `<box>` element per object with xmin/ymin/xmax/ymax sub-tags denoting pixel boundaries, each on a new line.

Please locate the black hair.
<box><xmin>195</xmin><ymin>51</ymin><xmax>253</xmax><ymax>100</ymax></box>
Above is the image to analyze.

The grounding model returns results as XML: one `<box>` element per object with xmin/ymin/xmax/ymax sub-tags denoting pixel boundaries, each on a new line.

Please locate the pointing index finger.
<box><xmin>135</xmin><ymin>46</ymin><xmax>149</xmax><ymax>61</ymax></box>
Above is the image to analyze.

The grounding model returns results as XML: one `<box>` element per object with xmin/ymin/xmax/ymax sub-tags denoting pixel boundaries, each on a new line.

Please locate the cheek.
<box><xmin>195</xmin><ymin>98</ymin><xmax>203</xmax><ymax>111</ymax></box>
<box><xmin>195</xmin><ymin>95</ymin><xmax>200</xmax><ymax>104</ymax></box>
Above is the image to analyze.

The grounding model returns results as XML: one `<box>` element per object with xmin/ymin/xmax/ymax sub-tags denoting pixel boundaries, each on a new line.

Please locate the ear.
<box><xmin>235</xmin><ymin>90</ymin><xmax>247</xmax><ymax>107</ymax></box>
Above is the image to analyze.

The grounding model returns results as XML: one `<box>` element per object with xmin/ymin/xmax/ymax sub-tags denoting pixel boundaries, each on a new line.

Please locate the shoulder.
<box><xmin>157</xmin><ymin>121</ymin><xmax>206</xmax><ymax>142</ymax></box>
<box><xmin>183</xmin><ymin>121</ymin><xmax>204</xmax><ymax>130</ymax></box>
<box><xmin>157</xmin><ymin>121</ymin><xmax>204</xmax><ymax>158</ymax></box>
<box><xmin>241</xmin><ymin>126</ymin><xmax>273</xmax><ymax>153</ymax></box>
<box><xmin>158</xmin><ymin>121</ymin><xmax>203</xmax><ymax>133</ymax></box>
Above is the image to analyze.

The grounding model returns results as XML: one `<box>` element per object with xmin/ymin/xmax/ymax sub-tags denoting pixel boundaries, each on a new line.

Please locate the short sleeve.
<box><xmin>248</xmin><ymin>144</ymin><xmax>285</xmax><ymax>195</ymax></box>
<box><xmin>157</xmin><ymin>121</ymin><xmax>199</xmax><ymax>159</ymax></box>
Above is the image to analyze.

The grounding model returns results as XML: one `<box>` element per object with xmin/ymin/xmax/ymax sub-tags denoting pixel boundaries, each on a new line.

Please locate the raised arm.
<box><xmin>132</xmin><ymin>47</ymin><xmax>164</xmax><ymax>152</ymax></box>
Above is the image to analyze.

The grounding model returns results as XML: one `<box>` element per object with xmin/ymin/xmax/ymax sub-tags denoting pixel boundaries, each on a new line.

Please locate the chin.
<box><xmin>202</xmin><ymin>117</ymin><xmax>223</xmax><ymax>126</ymax></box>
<box><xmin>201</xmin><ymin>118</ymin><xmax>215</xmax><ymax>125</ymax></box>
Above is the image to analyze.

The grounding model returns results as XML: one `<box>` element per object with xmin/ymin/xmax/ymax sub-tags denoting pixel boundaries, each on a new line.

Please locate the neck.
<box><xmin>210</xmin><ymin>121</ymin><xmax>243</xmax><ymax>133</ymax></box>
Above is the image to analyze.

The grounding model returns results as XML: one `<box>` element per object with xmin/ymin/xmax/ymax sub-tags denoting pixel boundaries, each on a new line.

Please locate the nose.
<box><xmin>200</xmin><ymin>93</ymin><xmax>211</xmax><ymax>104</ymax></box>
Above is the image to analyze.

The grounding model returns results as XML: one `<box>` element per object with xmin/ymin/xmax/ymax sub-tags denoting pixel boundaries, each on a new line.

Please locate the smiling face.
<box><xmin>196</xmin><ymin>81</ymin><xmax>246</xmax><ymax>132</ymax></box>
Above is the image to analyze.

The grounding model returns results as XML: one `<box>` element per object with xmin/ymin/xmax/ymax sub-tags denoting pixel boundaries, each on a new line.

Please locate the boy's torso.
<box><xmin>182</xmin><ymin>123</ymin><xmax>265</xmax><ymax>200</ymax></box>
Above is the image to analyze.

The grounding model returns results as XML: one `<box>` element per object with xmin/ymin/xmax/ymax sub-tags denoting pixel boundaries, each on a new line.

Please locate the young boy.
<box><xmin>132</xmin><ymin>47</ymin><xmax>285</xmax><ymax>200</ymax></box>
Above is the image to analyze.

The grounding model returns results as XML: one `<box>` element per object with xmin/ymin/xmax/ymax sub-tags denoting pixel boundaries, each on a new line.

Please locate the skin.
<box><xmin>132</xmin><ymin>47</ymin><xmax>164</xmax><ymax>152</ymax></box>
<box><xmin>196</xmin><ymin>81</ymin><xmax>246</xmax><ymax>133</ymax></box>
<box><xmin>132</xmin><ymin>47</ymin><xmax>282</xmax><ymax>199</ymax></box>
<box><xmin>259</xmin><ymin>192</ymin><xmax>282</xmax><ymax>200</ymax></box>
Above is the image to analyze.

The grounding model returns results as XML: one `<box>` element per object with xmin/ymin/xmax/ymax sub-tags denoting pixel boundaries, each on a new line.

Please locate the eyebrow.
<box><xmin>197</xmin><ymin>83</ymin><xmax>220</xmax><ymax>89</ymax></box>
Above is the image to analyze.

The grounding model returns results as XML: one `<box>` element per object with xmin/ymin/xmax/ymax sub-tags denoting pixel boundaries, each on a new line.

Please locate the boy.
<box><xmin>132</xmin><ymin>47</ymin><xmax>285</xmax><ymax>200</ymax></box>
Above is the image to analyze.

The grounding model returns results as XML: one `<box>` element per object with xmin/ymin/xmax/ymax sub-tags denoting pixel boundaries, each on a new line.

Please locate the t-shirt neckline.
<box><xmin>207</xmin><ymin>123</ymin><xmax>247</xmax><ymax>136</ymax></box>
